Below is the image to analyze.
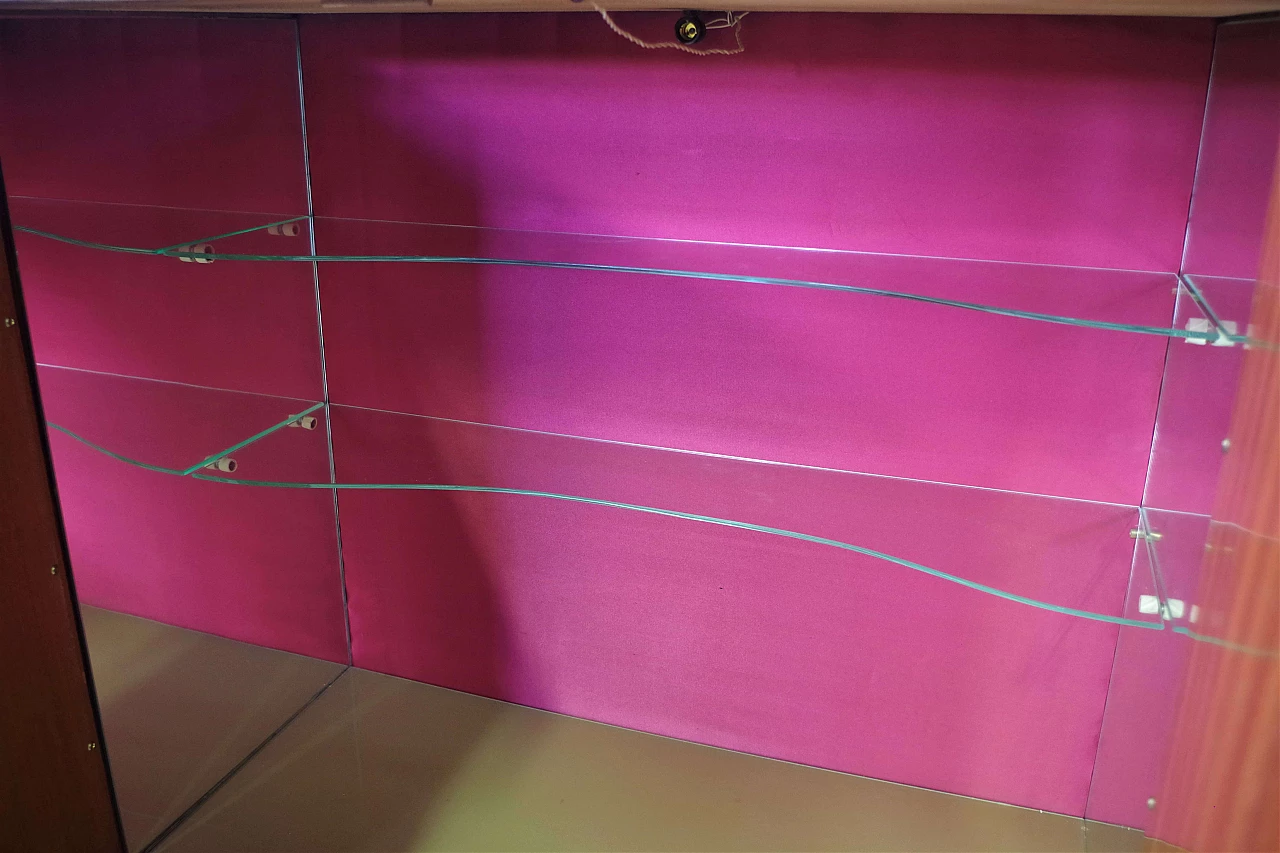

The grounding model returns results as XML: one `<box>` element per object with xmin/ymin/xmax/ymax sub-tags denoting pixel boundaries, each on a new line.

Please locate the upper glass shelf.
<box><xmin>10</xmin><ymin>197</ymin><xmax>1233</xmax><ymax>344</ymax></box>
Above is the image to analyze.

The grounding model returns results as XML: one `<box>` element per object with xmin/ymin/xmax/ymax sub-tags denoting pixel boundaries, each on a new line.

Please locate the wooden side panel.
<box><xmin>0</xmin><ymin>166</ymin><xmax>122</xmax><ymax>851</ymax></box>
<box><xmin>1150</xmin><ymin>146</ymin><xmax>1280</xmax><ymax>852</ymax></box>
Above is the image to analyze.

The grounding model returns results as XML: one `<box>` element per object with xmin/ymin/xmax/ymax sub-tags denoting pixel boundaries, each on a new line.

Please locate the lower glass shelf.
<box><xmin>36</xmin><ymin>361</ymin><xmax>1238</xmax><ymax>825</ymax></box>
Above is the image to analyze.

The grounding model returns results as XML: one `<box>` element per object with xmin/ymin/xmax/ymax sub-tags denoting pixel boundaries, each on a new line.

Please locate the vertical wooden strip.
<box><xmin>0</xmin><ymin>163</ymin><xmax>123</xmax><ymax>850</ymax></box>
<box><xmin>1151</xmin><ymin>142</ymin><xmax>1280</xmax><ymax>853</ymax></box>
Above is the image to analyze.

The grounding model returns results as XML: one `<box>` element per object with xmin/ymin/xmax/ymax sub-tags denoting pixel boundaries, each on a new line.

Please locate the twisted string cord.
<box><xmin>593</xmin><ymin>5</ymin><xmax>745</xmax><ymax>56</ymax></box>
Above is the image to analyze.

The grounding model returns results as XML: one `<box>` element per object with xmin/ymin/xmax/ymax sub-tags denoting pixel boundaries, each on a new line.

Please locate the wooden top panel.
<box><xmin>0</xmin><ymin>0</ymin><xmax>1275</xmax><ymax>15</ymax></box>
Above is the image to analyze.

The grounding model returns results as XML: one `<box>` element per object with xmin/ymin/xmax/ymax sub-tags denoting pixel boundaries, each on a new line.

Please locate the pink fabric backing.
<box><xmin>301</xmin><ymin>14</ymin><xmax>1211</xmax><ymax>270</ymax></box>
<box><xmin>0</xmin><ymin>11</ymin><xmax>1244</xmax><ymax>823</ymax></box>
<box><xmin>331</xmin><ymin>404</ymin><xmax>1137</xmax><ymax>816</ymax></box>
<box><xmin>0</xmin><ymin>18</ymin><xmax>307</xmax><ymax>213</ymax></box>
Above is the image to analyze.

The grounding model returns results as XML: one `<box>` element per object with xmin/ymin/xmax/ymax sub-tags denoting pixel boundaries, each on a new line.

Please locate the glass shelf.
<box><xmin>40</xmin><ymin>363</ymin><xmax>1174</xmax><ymax>634</ymax></box>
<box><xmin>37</xmin><ymin>365</ymin><xmax>1141</xmax><ymax>617</ymax></box>
<box><xmin>11</xmin><ymin>197</ymin><xmax>1229</xmax><ymax>343</ymax></box>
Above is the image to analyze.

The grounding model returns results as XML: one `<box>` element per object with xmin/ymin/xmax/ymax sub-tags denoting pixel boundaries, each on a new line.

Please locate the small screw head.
<box><xmin>3</xmin><ymin>318</ymin><xmax>15</xmax><ymax>328</ymax></box>
<box><xmin>51</xmin><ymin>566</ymin><xmax>57</xmax><ymax>575</ymax></box>
<box><xmin>1147</xmin><ymin>797</ymin><xmax>1157</xmax><ymax>809</ymax></box>
<box><xmin>1222</xmin><ymin>438</ymin><xmax>1231</xmax><ymax>453</ymax></box>
<box><xmin>88</xmin><ymin>742</ymin><xmax>97</xmax><ymax>751</ymax></box>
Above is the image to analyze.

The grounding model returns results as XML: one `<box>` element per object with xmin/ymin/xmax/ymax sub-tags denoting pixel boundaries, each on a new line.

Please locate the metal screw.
<box><xmin>87</xmin><ymin>742</ymin><xmax>97</xmax><ymax>751</ymax></box>
<box><xmin>51</xmin><ymin>566</ymin><xmax>57</xmax><ymax>575</ymax></box>
<box><xmin>1147</xmin><ymin>797</ymin><xmax>1157</xmax><ymax>809</ymax></box>
<box><xmin>3</xmin><ymin>318</ymin><xmax>14</xmax><ymax>328</ymax></box>
<box><xmin>1222</xmin><ymin>438</ymin><xmax>1231</xmax><ymax>453</ymax></box>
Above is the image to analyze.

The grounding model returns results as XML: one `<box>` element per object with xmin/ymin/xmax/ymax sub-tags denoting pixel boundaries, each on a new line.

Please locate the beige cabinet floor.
<box><xmin>83</xmin><ymin>607</ymin><xmax>1146</xmax><ymax>852</ymax></box>
<box><xmin>80</xmin><ymin>606</ymin><xmax>345</xmax><ymax>850</ymax></box>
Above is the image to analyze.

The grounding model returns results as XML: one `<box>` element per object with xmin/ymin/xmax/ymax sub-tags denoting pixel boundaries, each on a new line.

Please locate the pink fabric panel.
<box><xmin>1</xmin><ymin>17</ymin><xmax>340</xmax><ymax>662</ymax></box>
<box><xmin>13</xmin><ymin>199</ymin><xmax>321</xmax><ymax>398</ymax></box>
<box><xmin>0</xmin><ymin>13</ymin><xmax>1224</xmax><ymax>822</ymax></box>
<box><xmin>1086</xmin><ymin>512</ymin><xmax>1208</xmax><ymax>829</ymax></box>
<box><xmin>316</xmin><ymin>218</ymin><xmax>1171</xmax><ymax>504</ymax></box>
<box><xmin>331</xmin><ymin>404</ymin><xmax>1139</xmax><ymax>815</ymax></box>
<box><xmin>1182</xmin><ymin>20</ymin><xmax>1280</xmax><ymax>280</ymax></box>
<box><xmin>37</xmin><ymin>367</ymin><xmax>347</xmax><ymax>662</ymax></box>
<box><xmin>300</xmin><ymin>14</ymin><xmax>1211</xmax><ymax>270</ymax></box>
<box><xmin>1142</xmin><ymin>278</ymin><xmax>1252</xmax><ymax>515</ymax></box>
<box><xmin>0</xmin><ymin>17</ymin><xmax>307</xmax><ymax>213</ymax></box>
